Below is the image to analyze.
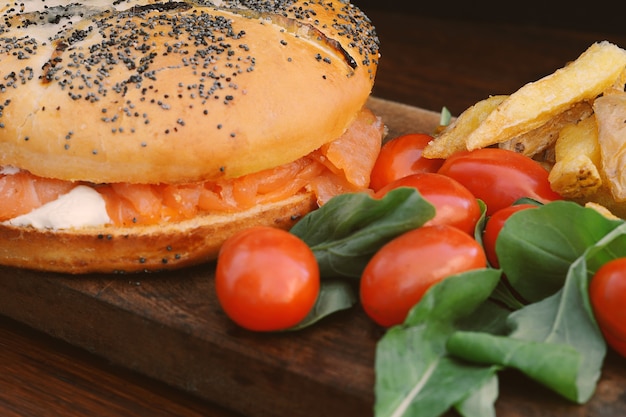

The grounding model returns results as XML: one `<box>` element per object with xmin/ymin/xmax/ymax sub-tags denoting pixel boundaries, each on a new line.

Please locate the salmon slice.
<box><xmin>97</xmin><ymin>185</ymin><xmax>145</xmax><ymax>226</ymax></box>
<box><xmin>317</xmin><ymin>108</ymin><xmax>384</xmax><ymax>188</ymax></box>
<box><xmin>311</xmin><ymin>108</ymin><xmax>384</xmax><ymax>204</ymax></box>
<box><xmin>0</xmin><ymin>108</ymin><xmax>384</xmax><ymax>226</ymax></box>
<box><xmin>161</xmin><ymin>184</ymin><xmax>202</xmax><ymax>219</ymax></box>
<box><xmin>0</xmin><ymin>172</ymin><xmax>74</xmax><ymax>221</ymax></box>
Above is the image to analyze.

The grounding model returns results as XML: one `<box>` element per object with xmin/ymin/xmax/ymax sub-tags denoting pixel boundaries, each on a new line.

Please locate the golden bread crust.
<box><xmin>0</xmin><ymin>0</ymin><xmax>379</xmax><ymax>184</ymax></box>
<box><xmin>0</xmin><ymin>192</ymin><xmax>318</xmax><ymax>274</ymax></box>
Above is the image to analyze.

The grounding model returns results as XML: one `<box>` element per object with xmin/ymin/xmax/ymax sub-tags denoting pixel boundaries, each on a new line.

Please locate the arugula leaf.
<box><xmin>453</xmin><ymin>374</ymin><xmax>498</xmax><ymax>417</ymax></box>
<box><xmin>291</xmin><ymin>188</ymin><xmax>435</xmax><ymax>279</ymax></box>
<box><xmin>289</xmin><ymin>279</ymin><xmax>357</xmax><ymax>330</ymax></box>
<box><xmin>472</xmin><ymin>199</ymin><xmax>488</xmax><ymax>244</ymax></box>
<box><xmin>447</xmin><ymin>221</ymin><xmax>626</xmax><ymax>405</ymax></box>
<box><xmin>497</xmin><ymin>201</ymin><xmax>624</xmax><ymax>303</ymax></box>
<box><xmin>447</xmin><ymin>263</ymin><xmax>604</xmax><ymax>404</ymax></box>
<box><xmin>448</xmin><ymin>331</ymin><xmax>584</xmax><ymax>401</ymax></box>
<box><xmin>582</xmin><ymin>221</ymin><xmax>626</xmax><ymax>273</ymax></box>
<box><xmin>374</xmin><ymin>269</ymin><xmax>502</xmax><ymax>417</ymax></box>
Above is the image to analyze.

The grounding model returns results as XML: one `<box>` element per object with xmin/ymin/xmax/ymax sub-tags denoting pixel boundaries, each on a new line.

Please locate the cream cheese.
<box><xmin>5</xmin><ymin>185</ymin><xmax>112</xmax><ymax>230</ymax></box>
<box><xmin>0</xmin><ymin>166</ymin><xmax>20</xmax><ymax>175</ymax></box>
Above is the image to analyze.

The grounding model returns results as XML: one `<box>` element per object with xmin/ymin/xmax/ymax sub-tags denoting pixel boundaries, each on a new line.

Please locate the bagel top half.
<box><xmin>0</xmin><ymin>0</ymin><xmax>379</xmax><ymax>184</ymax></box>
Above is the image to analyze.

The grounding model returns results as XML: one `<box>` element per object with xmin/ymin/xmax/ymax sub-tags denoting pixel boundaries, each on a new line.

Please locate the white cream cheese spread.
<box><xmin>0</xmin><ymin>166</ymin><xmax>20</xmax><ymax>175</ymax></box>
<box><xmin>5</xmin><ymin>185</ymin><xmax>112</xmax><ymax>230</ymax></box>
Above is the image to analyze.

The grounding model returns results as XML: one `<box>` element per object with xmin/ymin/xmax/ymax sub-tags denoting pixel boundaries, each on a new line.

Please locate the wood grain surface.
<box><xmin>2</xmin><ymin>6</ymin><xmax>626</xmax><ymax>417</ymax></box>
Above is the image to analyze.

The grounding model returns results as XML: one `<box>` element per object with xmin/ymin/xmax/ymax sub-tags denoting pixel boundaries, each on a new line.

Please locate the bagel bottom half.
<box><xmin>0</xmin><ymin>193</ymin><xmax>318</xmax><ymax>274</ymax></box>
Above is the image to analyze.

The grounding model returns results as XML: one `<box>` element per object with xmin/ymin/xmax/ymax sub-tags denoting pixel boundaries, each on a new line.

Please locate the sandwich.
<box><xmin>0</xmin><ymin>0</ymin><xmax>383</xmax><ymax>273</ymax></box>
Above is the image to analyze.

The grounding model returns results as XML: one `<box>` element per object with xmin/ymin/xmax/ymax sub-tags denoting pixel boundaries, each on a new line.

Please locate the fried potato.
<box><xmin>422</xmin><ymin>95</ymin><xmax>507</xmax><ymax>159</ymax></box>
<box><xmin>594</xmin><ymin>90</ymin><xmax>626</xmax><ymax>201</ymax></box>
<box><xmin>572</xmin><ymin>185</ymin><xmax>626</xmax><ymax>219</ymax></box>
<box><xmin>584</xmin><ymin>201</ymin><xmax>621</xmax><ymax>220</ymax></box>
<box><xmin>499</xmin><ymin>100</ymin><xmax>594</xmax><ymax>158</ymax></box>
<box><xmin>548</xmin><ymin>115</ymin><xmax>602</xmax><ymax>199</ymax></box>
<box><xmin>464</xmin><ymin>41</ymin><xmax>626</xmax><ymax>150</ymax></box>
<box><xmin>608</xmin><ymin>66</ymin><xmax>626</xmax><ymax>94</ymax></box>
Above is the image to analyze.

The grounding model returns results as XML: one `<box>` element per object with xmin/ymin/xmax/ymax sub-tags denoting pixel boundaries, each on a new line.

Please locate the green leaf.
<box><xmin>581</xmin><ymin>221</ymin><xmax>626</xmax><ymax>274</ymax></box>
<box><xmin>446</xmin><ymin>257</ymin><xmax>605</xmax><ymax>403</ymax></box>
<box><xmin>374</xmin><ymin>269</ymin><xmax>502</xmax><ymax>417</ymax></box>
<box><xmin>447</xmin><ymin>331</ymin><xmax>584</xmax><ymax>401</ymax></box>
<box><xmin>472</xmin><ymin>199</ymin><xmax>488</xmax><ymax>244</ymax></box>
<box><xmin>454</xmin><ymin>373</ymin><xmax>499</xmax><ymax>417</ymax></box>
<box><xmin>291</xmin><ymin>188</ymin><xmax>435</xmax><ymax>279</ymax></box>
<box><xmin>511</xmin><ymin>259</ymin><xmax>605</xmax><ymax>402</ymax></box>
<box><xmin>497</xmin><ymin>200</ymin><xmax>623</xmax><ymax>302</ymax></box>
<box><xmin>439</xmin><ymin>106</ymin><xmax>452</xmax><ymax>126</ymax></box>
<box><xmin>447</xmin><ymin>222</ymin><xmax>626</xmax><ymax>404</ymax></box>
<box><xmin>455</xmin><ymin>295</ymin><xmax>511</xmax><ymax>336</ymax></box>
<box><xmin>289</xmin><ymin>279</ymin><xmax>357</xmax><ymax>330</ymax></box>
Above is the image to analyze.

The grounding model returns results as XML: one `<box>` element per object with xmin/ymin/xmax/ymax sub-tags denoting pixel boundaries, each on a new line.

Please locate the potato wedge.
<box><xmin>584</xmin><ymin>201</ymin><xmax>620</xmax><ymax>220</ymax></box>
<box><xmin>608</xmin><ymin>66</ymin><xmax>626</xmax><ymax>94</ymax></box>
<box><xmin>594</xmin><ymin>90</ymin><xmax>626</xmax><ymax>201</ymax></box>
<box><xmin>572</xmin><ymin>185</ymin><xmax>626</xmax><ymax>219</ymax></box>
<box><xmin>499</xmin><ymin>101</ymin><xmax>594</xmax><ymax>158</ymax></box>
<box><xmin>465</xmin><ymin>41</ymin><xmax>626</xmax><ymax>150</ymax></box>
<box><xmin>548</xmin><ymin>115</ymin><xmax>602</xmax><ymax>199</ymax></box>
<box><xmin>422</xmin><ymin>95</ymin><xmax>507</xmax><ymax>159</ymax></box>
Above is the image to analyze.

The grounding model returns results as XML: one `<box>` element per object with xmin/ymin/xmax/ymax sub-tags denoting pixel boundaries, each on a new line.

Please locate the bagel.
<box><xmin>0</xmin><ymin>0</ymin><xmax>382</xmax><ymax>273</ymax></box>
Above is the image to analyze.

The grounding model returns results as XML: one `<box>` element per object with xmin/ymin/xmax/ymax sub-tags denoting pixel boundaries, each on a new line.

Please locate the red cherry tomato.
<box><xmin>215</xmin><ymin>226</ymin><xmax>320</xmax><ymax>332</ymax></box>
<box><xmin>437</xmin><ymin>148</ymin><xmax>562</xmax><ymax>215</ymax></box>
<box><xmin>589</xmin><ymin>258</ymin><xmax>626</xmax><ymax>358</ymax></box>
<box><xmin>360</xmin><ymin>225</ymin><xmax>487</xmax><ymax>327</ymax></box>
<box><xmin>374</xmin><ymin>172</ymin><xmax>481</xmax><ymax>235</ymax></box>
<box><xmin>482</xmin><ymin>204</ymin><xmax>538</xmax><ymax>268</ymax></box>
<box><xmin>369</xmin><ymin>133</ymin><xmax>445</xmax><ymax>192</ymax></box>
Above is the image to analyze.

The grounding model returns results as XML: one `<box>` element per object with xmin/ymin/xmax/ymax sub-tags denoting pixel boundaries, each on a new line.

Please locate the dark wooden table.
<box><xmin>3</xmin><ymin>6</ymin><xmax>626</xmax><ymax>417</ymax></box>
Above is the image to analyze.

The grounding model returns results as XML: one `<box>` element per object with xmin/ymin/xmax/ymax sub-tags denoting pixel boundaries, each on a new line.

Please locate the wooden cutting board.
<box><xmin>0</xmin><ymin>97</ymin><xmax>625</xmax><ymax>417</ymax></box>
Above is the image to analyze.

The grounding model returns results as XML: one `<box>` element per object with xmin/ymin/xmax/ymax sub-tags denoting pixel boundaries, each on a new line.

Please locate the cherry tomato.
<box><xmin>215</xmin><ymin>226</ymin><xmax>320</xmax><ymax>332</ymax></box>
<box><xmin>437</xmin><ymin>148</ymin><xmax>562</xmax><ymax>215</ymax></box>
<box><xmin>589</xmin><ymin>258</ymin><xmax>626</xmax><ymax>358</ymax></box>
<box><xmin>374</xmin><ymin>172</ymin><xmax>481</xmax><ymax>235</ymax></box>
<box><xmin>369</xmin><ymin>133</ymin><xmax>445</xmax><ymax>192</ymax></box>
<box><xmin>360</xmin><ymin>224</ymin><xmax>487</xmax><ymax>327</ymax></box>
<box><xmin>482</xmin><ymin>204</ymin><xmax>538</xmax><ymax>268</ymax></box>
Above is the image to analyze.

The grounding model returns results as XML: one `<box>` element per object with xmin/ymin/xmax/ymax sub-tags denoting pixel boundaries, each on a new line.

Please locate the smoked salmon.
<box><xmin>0</xmin><ymin>109</ymin><xmax>384</xmax><ymax>227</ymax></box>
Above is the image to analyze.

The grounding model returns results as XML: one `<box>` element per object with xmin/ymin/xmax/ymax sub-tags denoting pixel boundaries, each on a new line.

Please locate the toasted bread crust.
<box><xmin>0</xmin><ymin>192</ymin><xmax>318</xmax><ymax>274</ymax></box>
